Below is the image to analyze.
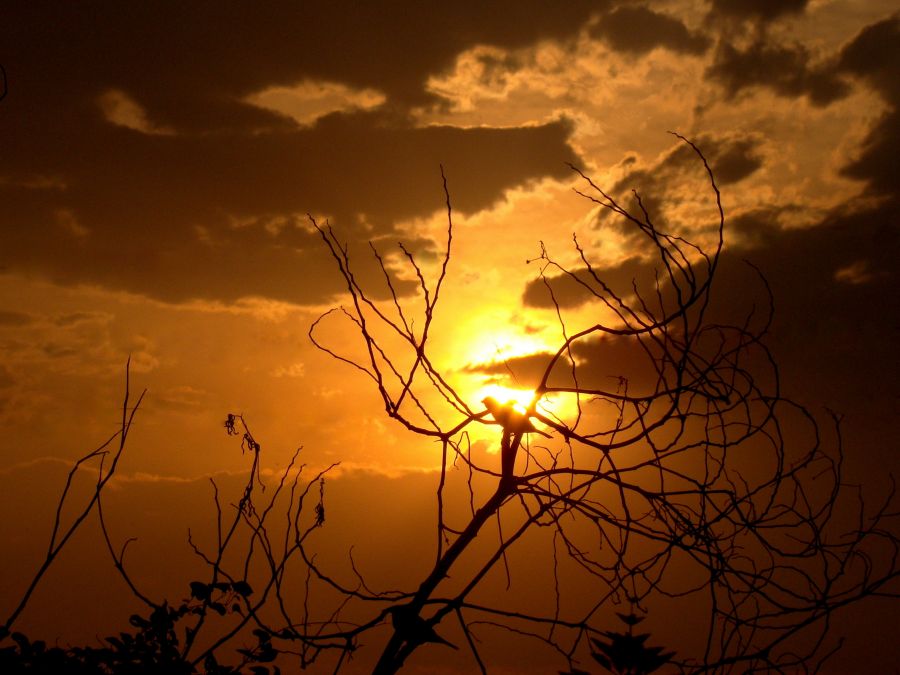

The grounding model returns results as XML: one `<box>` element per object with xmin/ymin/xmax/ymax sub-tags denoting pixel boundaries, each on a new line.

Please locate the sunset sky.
<box><xmin>1</xmin><ymin>2</ymin><xmax>898</xmax><ymax>672</ymax></box>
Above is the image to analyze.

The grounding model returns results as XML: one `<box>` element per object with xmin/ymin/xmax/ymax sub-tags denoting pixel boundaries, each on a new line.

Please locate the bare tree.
<box><xmin>301</xmin><ymin>135</ymin><xmax>899</xmax><ymax>673</ymax></box>
<box><xmin>2</xmin><ymin>136</ymin><xmax>897</xmax><ymax>674</ymax></box>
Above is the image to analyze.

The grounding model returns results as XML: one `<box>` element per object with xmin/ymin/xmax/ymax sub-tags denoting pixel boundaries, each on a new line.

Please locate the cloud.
<box><xmin>706</xmin><ymin>38</ymin><xmax>848</xmax><ymax>105</ymax></box>
<box><xmin>246</xmin><ymin>80</ymin><xmax>386</xmax><ymax>126</ymax></box>
<box><xmin>833</xmin><ymin>259</ymin><xmax>876</xmax><ymax>286</ymax></box>
<box><xmin>98</xmin><ymin>89</ymin><xmax>174</xmax><ymax>135</ymax></box>
<box><xmin>0</xmin><ymin>304</ymin><xmax>155</xmax><ymax>385</ymax></box>
<box><xmin>835</xmin><ymin>14</ymin><xmax>900</xmax><ymax>195</ymax></box>
<box><xmin>577</xmin><ymin>132</ymin><xmax>767</xmax><ymax>244</ymax></box>
<box><xmin>3</xmin><ymin>2</ymin><xmax>601</xmax><ymax>132</ymax></box>
<box><xmin>563</xmin><ymin>333</ymin><xmax>665</xmax><ymax>394</ymax></box>
<box><xmin>462</xmin><ymin>331</ymin><xmax>668</xmax><ymax>400</ymax></box>
<box><xmin>523</xmin><ymin>192</ymin><xmax>898</xmax><ymax>417</ymax></box>
<box><xmin>0</xmin><ymin>109</ymin><xmax>580</xmax><ymax>304</ymax></box>
<box><xmin>0</xmin><ymin>455</ymin><xmax>262</xmax><ymax>486</ymax></box>
<box><xmin>518</xmin><ymin>131</ymin><xmax>774</xmax><ymax>313</ymax></box>
<box><xmin>705</xmin><ymin>12</ymin><xmax>898</xmax><ymax>114</ymax></box>
<box><xmin>707</xmin><ymin>0</ymin><xmax>808</xmax><ymax>23</ymax></box>
<box><xmin>708</xmin><ymin>136</ymin><xmax>764</xmax><ymax>183</ymax></box>
<box><xmin>522</xmin><ymin>256</ymin><xmax>659</xmax><ymax>309</ymax></box>
<box><xmin>461</xmin><ymin>351</ymin><xmax>568</xmax><ymax>389</ymax></box>
<box><xmin>1</xmin><ymin>2</ymin><xmax>601</xmax><ymax>306</ymax></box>
<box><xmin>591</xmin><ymin>6</ymin><xmax>710</xmax><ymax>56</ymax></box>
<box><xmin>517</xmin><ymin>28</ymin><xmax>899</xmax><ymax>419</ymax></box>
<box><xmin>715</xmin><ymin>199</ymin><xmax>899</xmax><ymax>415</ymax></box>
<box><xmin>0</xmin><ymin>455</ymin><xmax>74</xmax><ymax>476</ymax></box>
<box><xmin>628</xmin><ymin>131</ymin><xmax>765</xmax><ymax>185</ymax></box>
<box><xmin>837</xmin><ymin>14</ymin><xmax>900</xmax><ymax>102</ymax></box>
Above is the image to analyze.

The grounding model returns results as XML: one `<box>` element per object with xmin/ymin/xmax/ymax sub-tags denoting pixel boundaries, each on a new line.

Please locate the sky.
<box><xmin>1</xmin><ymin>1</ymin><xmax>898</xmax><ymax>672</ymax></box>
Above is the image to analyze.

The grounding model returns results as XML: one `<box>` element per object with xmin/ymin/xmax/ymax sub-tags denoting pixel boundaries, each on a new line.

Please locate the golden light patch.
<box><xmin>245</xmin><ymin>80</ymin><xmax>386</xmax><ymax>126</ymax></box>
<box><xmin>475</xmin><ymin>383</ymin><xmax>538</xmax><ymax>414</ymax></box>
<box><xmin>469</xmin><ymin>383</ymin><xmax>575</xmax><ymax>441</ymax></box>
<box><xmin>461</xmin><ymin>323</ymin><xmax>551</xmax><ymax>366</ymax></box>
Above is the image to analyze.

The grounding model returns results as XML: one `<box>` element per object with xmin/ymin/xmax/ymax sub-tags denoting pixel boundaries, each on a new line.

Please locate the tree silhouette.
<box><xmin>2</xmin><ymin>135</ymin><xmax>898</xmax><ymax>673</ymax></box>
<box><xmin>304</xmin><ymin>134</ymin><xmax>899</xmax><ymax>672</ymax></box>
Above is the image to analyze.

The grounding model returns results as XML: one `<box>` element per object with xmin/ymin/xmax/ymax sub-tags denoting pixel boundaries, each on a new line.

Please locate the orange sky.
<box><xmin>1</xmin><ymin>2</ymin><xmax>898</xmax><ymax>672</ymax></box>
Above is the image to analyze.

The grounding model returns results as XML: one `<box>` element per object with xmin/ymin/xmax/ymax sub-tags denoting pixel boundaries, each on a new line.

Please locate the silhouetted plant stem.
<box><xmin>374</xmin><ymin>477</ymin><xmax>516</xmax><ymax>674</ymax></box>
<box><xmin>307</xmin><ymin>139</ymin><xmax>899</xmax><ymax>672</ymax></box>
<box><xmin>1</xmin><ymin>358</ymin><xmax>145</xmax><ymax>637</ymax></box>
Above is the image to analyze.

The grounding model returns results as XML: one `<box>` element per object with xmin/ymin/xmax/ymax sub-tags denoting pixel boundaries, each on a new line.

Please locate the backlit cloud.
<box><xmin>98</xmin><ymin>89</ymin><xmax>175</xmax><ymax>135</ymax></box>
<box><xmin>246</xmin><ymin>80</ymin><xmax>386</xmax><ymax>126</ymax></box>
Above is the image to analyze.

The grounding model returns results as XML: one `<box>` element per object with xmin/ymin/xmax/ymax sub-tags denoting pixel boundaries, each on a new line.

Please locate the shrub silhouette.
<box><xmin>560</xmin><ymin>612</ymin><xmax>674</xmax><ymax>675</ymax></box>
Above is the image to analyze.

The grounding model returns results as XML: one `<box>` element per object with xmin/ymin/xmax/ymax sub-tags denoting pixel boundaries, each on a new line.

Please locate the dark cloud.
<box><xmin>462</xmin><ymin>332</ymin><xmax>668</xmax><ymax>399</ymax></box>
<box><xmin>4</xmin><ymin>1</ymin><xmax>601</xmax><ymax>128</ymax></box>
<box><xmin>521</xmin><ymin>20</ymin><xmax>899</xmax><ymax>425</ymax></box>
<box><xmin>618</xmin><ymin>131</ymin><xmax>765</xmax><ymax>191</ymax></box>
<box><xmin>836</xmin><ymin>15</ymin><xmax>900</xmax><ymax>196</ymax></box>
<box><xmin>0</xmin><ymin>2</ymin><xmax>594</xmax><ymax>305</ymax></box>
<box><xmin>705</xmin><ymin>13</ymin><xmax>900</xmax><ymax>109</ymax></box>
<box><xmin>0</xmin><ymin>106</ymin><xmax>579</xmax><ymax>304</ymax></box>
<box><xmin>713</xmin><ymin>199</ymin><xmax>900</xmax><ymax>426</ymax></box>
<box><xmin>462</xmin><ymin>340</ymin><xmax>661</xmax><ymax>397</ymax></box>
<box><xmin>462</xmin><ymin>352</ymin><xmax>566</xmax><ymax>389</ymax></box>
<box><xmin>706</xmin><ymin>39</ymin><xmax>849</xmax><ymax>105</ymax></box>
<box><xmin>708</xmin><ymin>0</ymin><xmax>808</xmax><ymax>22</ymax></box>
<box><xmin>516</xmin><ymin>196</ymin><xmax>899</xmax><ymax>482</ymax></box>
<box><xmin>838</xmin><ymin>14</ymin><xmax>900</xmax><ymax>103</ymax></box>
<box><xmin>522</xmin><ymin>195</ymin><xmax>899</xmax><ymax>425</ymax></box>
<box><xmin>562</xmin><ymin>333</ymin><xmax>665</xmax><ymax>394</ymax></box>
<box><xmin>703</xmin><ymin>137</ymin><xmax>763</xmax><ymax>184</ymax></box>
<box><xmin>591</xmin><ymin>6</ymin><xmax>710</xmax><ymax>56</ymax></box>
<box><xmin>727</xmin><ymin>206</ymin><xmax>794</xmax><ymax>248</ymax></box>
<box><xmin>522</xmin><ymin>256</ymin><xmax>658</xmax><ymax>309</ymax></box>
<box><xmin>839</xmin><ymin>111</ymin><xmax>898</xmax><ymax>199</ymax></box>
<box><xmin>527</xmin><ymin>9</ymin><xmax>900</xmax><ymax>433</ymax></box>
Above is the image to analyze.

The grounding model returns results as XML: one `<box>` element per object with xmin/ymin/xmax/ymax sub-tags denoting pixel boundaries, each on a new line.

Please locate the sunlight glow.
<box><xmin>463</xmin><ymin>328</ymin><xmax>550</xmax><ymax>366</ymax></box>
<box><xmin>475</xmin><ymin>383</ymin><xmax>538</xmax><ymax>414</ymax></box>
<box><xmin>475</xmin><ymin>382</ymin><xmax>576</xmax><ymax>420</ymax></box>
<box><xmin>449</xmin><ymin>319</ymin><xmax>570</xmax><ymax>426</ymax></box>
